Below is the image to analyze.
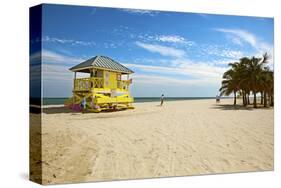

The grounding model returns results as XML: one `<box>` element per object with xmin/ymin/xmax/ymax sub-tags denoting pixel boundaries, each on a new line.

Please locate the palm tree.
<box><xmin>248</xmin><ymin>57</ymin><xmax>260</xmax><ymax>108</ymax></box>
<box><xmin>246</xmin><ymin>53</ymin><xmax>269</xmax><ymax>108</ymax></box>
<box><xmin>219</xmin><ymin>69</ymin><xmax>239</xmax><ymax>105</ymax></box>
<box><xmin>236</xmin><ymin>57</ymin><xmax>251</xmax><ymax>106</ymax></box>
<box><xmin>269</xmin><ymin>71</ymin><xmax>274</xmax><ymax>106</ymax></box>
<box><xmin>220</xmin><ymin>52</ymin><xmax>273</xmax><ymax>108</ymax></box>
<box><xmin>261</xmin><ymin>68</ymin><xmax>274</xmax><ymax>107</ymax></box>
<box><xmin>260</xmin><ymin>68</ymin><xmax>268</xmax><ymax>107</ymax></box>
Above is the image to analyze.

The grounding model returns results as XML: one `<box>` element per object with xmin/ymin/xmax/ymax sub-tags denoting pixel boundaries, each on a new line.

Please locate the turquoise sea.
<box><xmin>43</xmin><ymin>97</ymin><xmax>229</xmax><ymax>105</ymax></box>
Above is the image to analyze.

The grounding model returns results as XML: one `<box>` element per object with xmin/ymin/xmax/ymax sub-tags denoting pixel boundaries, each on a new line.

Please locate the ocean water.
<box><xmin>43</xmin><ymin>97</ymin><xmax>225</xmax><ymax>105</ymax></box>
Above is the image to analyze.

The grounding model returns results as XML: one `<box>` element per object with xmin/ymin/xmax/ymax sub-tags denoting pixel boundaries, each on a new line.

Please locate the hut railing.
<box><xmin>73</xmin><ymin>77</ymin><xmax>130</xmax><ymax>91</ymax></box>
<box><xmin>117</xmin><ymin>80</ymin><xmax>130</xmax><ymax>90</ymax></box>
<box><xmin>74</xmin><ymin>77</ymin><xmax>103</xmax><ymax>91</ymax></box>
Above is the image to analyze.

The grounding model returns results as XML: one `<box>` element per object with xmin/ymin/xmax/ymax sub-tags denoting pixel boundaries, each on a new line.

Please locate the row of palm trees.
<box><xmin>220</xmin><ymin>53</ymin><xmax>274</xmax><ymax>108</ymax></box>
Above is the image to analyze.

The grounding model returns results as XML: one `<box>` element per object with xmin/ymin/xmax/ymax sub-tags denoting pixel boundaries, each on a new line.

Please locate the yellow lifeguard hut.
<box><xmin>65</xmin><ymin>55</ymin><xmax>134</xmax><ymax>112</ymax></box>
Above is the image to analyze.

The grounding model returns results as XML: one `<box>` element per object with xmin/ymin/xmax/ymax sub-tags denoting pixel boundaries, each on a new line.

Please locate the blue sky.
<box><xmin>36</xmin><ymin>4</ymin><xmax>274</xmax><ymax>97</ymax></box>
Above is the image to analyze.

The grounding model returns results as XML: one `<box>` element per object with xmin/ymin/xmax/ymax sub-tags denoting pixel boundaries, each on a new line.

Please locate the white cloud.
<box><xmin>209</xmin><ymin>49</ymin><xmax>243</xmax><ymax>59</ymax></box>
<box><xmin>42</xmin><ymin>49</ymin><xmax>85</xmax><ymax>64</ymax></box>
<box><xmin>211</xmin><ymin>59</ymin><xmax>238</xmax><ymax>66</ymax></box>
<box><xmin>135</xmin><ymin>34</ymin><xmax>195</xmax><ymax>47</ymax></box>
<box><xmin>259</xmin><ymin>42</ymin><xmax>274</xmax><ymax>56</ymax></box>
<box><xmin>42</xmin><ymin>64</ymin><xmax>73</xmax><ymax>81</ymax></box>
<box><xmin>37</xmin><ymin>49</ymin><xmax>229</xmax><ymax>97</ymax></box>
<box><xmin>214</xmin><ymin>28</ymin><xmax>273</xmax><ymax>54</ymax></box>
<box><xmin>42</xmin><ymin>64</ymin><xmax>74</xmax><ymax>97</ymax></box>
<box><xmin>135</xmin><ymin>41</ymin><xmax>186</xmax><ymax>58</ymax></box>
<box><xmin>201</xmin><ymin>44</ymin><xmax>243</xmax><ymax>59</ymax></box>
<box><xmin>124</xmin><ymin>58</ymin><xmax>227</xmax><ymax>83</ymax></box>
<box><xmin>42</xmin><ymin>36</ymin><xmax>96</xmax><ymax>46</ymax></box>
<box><xmin>157</xmin><ymin>35</ymin><xmax>185</xmax><ymax>43</ymax></box>
<box><xmin>132</xmin><ymin>74</ymin><xmax>219</xmax><ymax>86</ymax></box>
<box><xmin>90</xmin><ymin>8</ymin><xmax>97</xmax><ymax>15</ymax></box>
<box><xmin>121</xmin><ymin>8</ymin><xmax>158</xmax><ymax>16</ymax></box>
<box><xmin>215</xmin><ymin>28</ymin><xmax>257</xmax><ymax>46</ymax></box>
<box><xmin>156</xmin><ymin>35</ymin><xmax>195</xmax><ymax>46</ymax></box>
<box><xmin>171</xmin><ymin>59</ymin><xmax>227</xmax><ymax>78</ymax></box>
<box><xmin>198</xmin><ymin>13</ymin><xmax>210</xmax><ymax>19</ymax></box>
<box><xmin>42</xmin><ymin>64</ymin><xmax>87</xmax><ymax>81</ymax></box>
<box><xmin>226</xmin><ymin>35</ymin><xmax>243</xmax><ymax>46</ymax></box>
<box><xmin>222</xmin><ymin>50</ymin><xmax>243</xmax><ymax>58</ymax></box>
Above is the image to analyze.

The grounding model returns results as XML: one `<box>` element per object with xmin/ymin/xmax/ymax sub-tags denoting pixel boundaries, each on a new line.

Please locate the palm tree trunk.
<box><xmin>243</xmin><ymin>91</ymin><xmax>247</xmax><ymax>106</ymax></box>
<box><xmin>253</xmin><ymin>90</ymin><xmax>257</xmax><ymax>108</ymax></box>
<box><xmin>234</xmin><ymin>91</ymin><xmax>237</xmax><ymax>106</ymax></box>
<box><xmin>242</xmin><ymin>91</ymin><xmax>245</xmax><ymax>106</ymax></box>
<box><xmin>264</xmin><ymin>92</ymin><xmax>267</xmax><ymax>107</ymax></box>
<box><xmin>270</xmin><ymin>95</ymin><xmax>274</xmax><ymax>106</ymax></box>
<box><xmin>260</xmin><ymin>91</ymin><xmax>263</xmax><ymax>105</ymax></box>
<box><xmin>244</xmin><ymin>91</ymin><xmax>245</xmax><ymax>106</ymax></box>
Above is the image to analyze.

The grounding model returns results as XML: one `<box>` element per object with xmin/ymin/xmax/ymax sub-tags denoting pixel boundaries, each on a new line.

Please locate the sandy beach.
<box><xmin>31</xmin><ymin>99</ymin><xmax>273</xmax><ymax>184</ymax></box>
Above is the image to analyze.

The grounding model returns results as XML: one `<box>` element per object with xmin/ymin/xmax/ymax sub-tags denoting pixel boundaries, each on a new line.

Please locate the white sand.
<box><xmin>33</xmin><ymin>99</ymin><xmax>273</xmax><ymax>184</ymax></box>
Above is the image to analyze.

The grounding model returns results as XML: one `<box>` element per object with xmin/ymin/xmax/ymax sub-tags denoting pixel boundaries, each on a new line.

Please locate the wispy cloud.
<box><xmin>90</xmin><ymin>8</ymin><xmax>97</xmax><ymax>15</ymax></box>
<box><xmin>214</xmin><ymin>28</ymin><xmax>273</xmax><ymax>54</ymax></box>
<box><xmin>225</xmin><ymin>34</ymin><xmax>243</xmax><ymax>46</ymax></box>
<box><xmin>221</xmin><ymin>50</ymin><xmax>243</xmax><ymax>58</ymax></box>
<box><xmin>42</xmin><ymin>64</ymin><xmax>72</xmax><ymax>81</ymax></box>
<box><xmin>120</xmin><ymin>8</ymin><xmax>159</xmax><ymax>16</ymax></box>
<box><xmin>124</xmin><ymin>57</ymin><xmax>227</xmax><ymax>82</ymax></box>
<box><xmin>41</xmin><ymin>49</ymin><xmax>85</xmax><ymax>64</ymax></box>
<box><xmin>133</xmin><ymin>39</ymin><xmax>231</xmax><ymax>85</ymax></box>
<box><xmin>135</xmin><ymin>41</ymin><xmax>186</xmax><ymax>58</ymax></box>
<box><xmin>132</xmin><ymin>74</ymin><xmax>218</xmax><ymax>86</ymax></box>
<box><xmin>171</xmin><ymin>58</ymin><xmax>227</xmax><ymax>78</ymax></box>
<box><xmin>135</xmin><ymin>34</ymin><xmax>195</xmax><ymax>47</ymax></box>
<box><xmin>126</xmin><ymin>66</ymin><xmax>225</xmax><ymax>87</ymax></box>
<box><xmin>156</xmin><ymin>35</ymin><xmax>195</xmax><ymax>46</ymax></box>
<box><xmin>42</xmin><ymin>36</ymin><xmax>96</xmax><ymax>46</ymax></box>
<box><xmin>198</xmin><ymin>13</ymin><xmax>211</xmax><ymax>19</ymax></box>
<box><xmin>38</xmin><ymin>49</ymin><xmax>229</xmax><ymax>96</ymax></box>
<box><xmin>203</xmin><ymin>46</ymin><xmax>243</xmax><ymax>59</ymax></box>
<box><xmin>157</xmin><ymin>35</ymin><xmax>185</xmax><ymax>43</ymax></box>
<box><xmin>42</xmin><ymin>63</ymin><xmax>74</xmax><ymax>97</ymax></box>
<box><xmin>214</xmin><ymin>28</ymin><xmax>257</xmax><ymax>46</ymax></box>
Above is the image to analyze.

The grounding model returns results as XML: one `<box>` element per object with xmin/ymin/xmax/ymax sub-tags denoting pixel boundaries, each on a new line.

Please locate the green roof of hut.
<box><xmin>69</xmin><ymin>55</ymin><xmax>134</xmax><ymax>74</ymax></box>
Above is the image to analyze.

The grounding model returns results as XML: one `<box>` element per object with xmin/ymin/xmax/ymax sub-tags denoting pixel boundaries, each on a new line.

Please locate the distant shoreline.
<box><xmin>42</xmin><ymin>98</ymin><xmax>225</xmax><ymax>108</ymax></box>
<box><xmin>42</xmin><ymin>97</ymin><xmax>233</xmax><ymax>105</ymax></box>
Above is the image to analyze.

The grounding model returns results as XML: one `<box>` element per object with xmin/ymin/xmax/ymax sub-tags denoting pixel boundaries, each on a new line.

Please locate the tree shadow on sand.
<box><xmin>43</xmin><ymin>106</ymin><xmax>130</xmax><ymax>114</ymax></box>
<box><xmin>211</xmin><ymin>104</ymin><xmax>254</xmax><ymax>111</ymax></box>
<box><xmin>42</xmin><ymin>106</ymin><xmax>80</xmax><ymax>114</ymax></box>
<box><xmin>211</xmin><ymin>104</ymin><xmax>273</xmax><ymax>111</ymax></box>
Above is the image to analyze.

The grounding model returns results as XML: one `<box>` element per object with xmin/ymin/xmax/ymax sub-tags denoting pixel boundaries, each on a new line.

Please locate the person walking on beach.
<box><xmin>160</xmin><ymin>94</ymin><xmax>164</xmax><ymax>106</ymax></box>
<box><xmin>216</xmin><ymin>95</ymin><xmax>220</xmax><ymax>103</ymax></box>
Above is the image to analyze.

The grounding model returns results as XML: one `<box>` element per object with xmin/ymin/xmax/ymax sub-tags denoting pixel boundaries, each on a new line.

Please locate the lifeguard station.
<box><xmin>65</xmin><ymin>55</ymin><xmax>134</xmax><ymax>112</ymax></box>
